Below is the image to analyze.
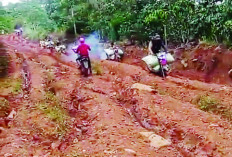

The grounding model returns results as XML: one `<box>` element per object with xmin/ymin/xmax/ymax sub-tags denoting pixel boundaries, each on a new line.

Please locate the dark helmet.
<box><xmin>151</xmin><ymin>33</ymin><xmax>161</xmax><ymax>40</ymax></box>
<box><xmin>47</xmin><ymin>36</ymin><xmax>52</xmax><ymax>41</ymax></box>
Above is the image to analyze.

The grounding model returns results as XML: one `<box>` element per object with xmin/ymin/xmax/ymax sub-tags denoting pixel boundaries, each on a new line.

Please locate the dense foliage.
<box><xmin>0</xmin><ymin>0</ymin><xmax>232</xmax><ymax>44</ymax></box>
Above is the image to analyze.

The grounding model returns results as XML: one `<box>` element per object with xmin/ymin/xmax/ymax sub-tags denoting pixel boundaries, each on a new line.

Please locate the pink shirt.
<box><xmin>76</xmin><ymin>43</ymin><xmax>91</xmax><ymax>57</ymax></box>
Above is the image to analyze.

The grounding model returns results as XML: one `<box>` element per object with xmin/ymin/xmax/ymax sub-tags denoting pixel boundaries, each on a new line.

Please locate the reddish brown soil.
<box><xmin>170</xmin><ymin>44</ymin><xmax>232</xmax><ymax>85</ymax></box>
<box><xmin>1</xmin><ymin>35</ymin><xmax>232</xmax><ymax>156</ymax></box>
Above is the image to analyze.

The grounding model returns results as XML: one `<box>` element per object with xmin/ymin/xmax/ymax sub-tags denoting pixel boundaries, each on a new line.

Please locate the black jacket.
<box><xmin>151</xmin><ymin>39</ymin><xmax>167</xmax><ymax>54</ymax></box>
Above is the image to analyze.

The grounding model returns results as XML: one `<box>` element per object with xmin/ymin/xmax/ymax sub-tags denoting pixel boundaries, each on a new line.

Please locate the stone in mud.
<box><xmin>228</xmin><ymin>69</ymin><xmax>232</xmax><ymax>78</ymax></box>
<box><xmin>124</xmin><ymin>148</ymin><xmax>136</xmax><ymax>154</ymax></box>
<box><xmin>181</xmin><ymin>59</ymin><xmax>188</xmax><ymax>68</ymax></box>
<box><xmin>0</xmin><ymin>127</ymin><xmax>7</xmax><ymax>138</ymax></box>
<box><xmin>33</xmin><ymin>135</ymin><xmax>40</xmax><ymax>141</ymax></box>
<box><xmin>7</xmin><ymin>110</ymin><xmax>16</xmax><ymax>119</ymax></box>
<box><xmin>0</xmin><ymin>118</ymin><xmax>7</xmax><ymax>127</ymax></box>
<box><xmin>140</xmin><ymin>132</ymin><xmax>171</xmax><ymax>148</ymax></box>
<box><xmin>4</xmin><ymin>153</ymin><xmax>13</xmax><ymax>157</ymax></box>
<box><xmin>131</xmin><ymin>83</ymin><xmax>155</xmax><ymax>92</ymax></box>
<box><xmin>51</xmin><ymin>141</ymin><xmax>61</xmax><ymax>150</ymax></box>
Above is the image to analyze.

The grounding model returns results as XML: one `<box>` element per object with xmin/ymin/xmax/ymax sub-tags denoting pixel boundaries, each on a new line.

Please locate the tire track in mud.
<box><xmin>19</xmin><ymin>46</ymin><xmax>232</xmax><ymax>156</ymax></box>
<box><xmin>0</xmin><ymin>37</ymin><xmax>69</xmax><ymax>155</ymax></box>
<box><xmin>2</xmin><ymin>38</ymin><xmax>97</xmax><ymax>156</ymax></box>
<box><xmin>97</xmin><ymin>61</ymin><xmax>232</xmax><ymax>156</ymax></box>
<box><xmin>105</xmin><ymin>59</ymin><xmax>232</xmax><ymax>119</ymax></box>
<box><xmin>62</xmin><ymin>82</ymin><xmax>182</xmax><ymax>156</ymax></box>
<box><xmin>2</xmin><ymin>35</ymin><xmax>232</xmax><ymax>156</ymax></box>
<box><xmin>66</xmin><ymin>70</ymin><xmax>214</xmax><ymax>156</ymax></box>
<box><xmin>30</xmin><ymin>54</ymin><xmax>232</xmax><ymax>156</ymax></box>
<box><xmin>13</xmin><ymin>44</ymin><xmax>182</xmax><ymax>155</ymax></box>
<box><xmin>52</xmin><ymin>63</ymin><xmax>212</xmax><ymax>156</ymax></box>
<box><xmin>0</xmin><ymin>43</ymin><xmax>36</xmax><ymax>155</ymax></box>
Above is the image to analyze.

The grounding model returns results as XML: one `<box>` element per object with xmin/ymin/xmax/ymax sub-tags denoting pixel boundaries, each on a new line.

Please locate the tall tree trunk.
<box><xmin>71</xmin><ymin>6</ymin><xmax>77</xmax><ymax>35</ymax></box>
<box><xmin>164</xmin><ymin>25</ymin><xmax>167</xmax><ymax>47</ymax></box>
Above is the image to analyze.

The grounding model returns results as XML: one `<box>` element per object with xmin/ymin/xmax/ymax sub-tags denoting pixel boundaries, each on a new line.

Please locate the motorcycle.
<box><xmin>73</xmin><ymin>47</ymin><xmax>92</xmax><ymax>77</ymax></box>
<box><xmin>142</xmin><ymin>51</ymin><xmax>174</xmax><ymax>78</ymax></box>
<box><xmin>76</xmin><ymin>55</ymin><xmax>92</xmax><ymax>77</ymax></box>
<box><xmin>155</xmin><ymin>51</ymin><xmax>169</xmax><ymax>77</ymax></box>
<box><xmin>55</xmin><ymin>45</ymin><xmax>66</xmax><ymax>54</ymax></box>
<box><xmin>104</xmin><ymin>47</ymin><xmax>124</xmax><ymax>62</ymax></box>
<box><xmin>39</xmin><ymin>40</ymin><xmax>55</xmax><ymax>52</ymax></box>
<box><xmin>39</xmin><ymin>40</ymin><xmax>46</xmax><ymax>48</ymax></box>
<box><xmin>14</xmin><ymin>29</ymin><xmax>23</xmax><ymax>41</ymax></box>
<box><xmin>45</xmin><ymin>40</ymin><xmax>54</xmax><ymax>53</ymax></box>
<box><xmin>15</xmin><ymin>29</ymin><xmax>21</xmax><ymax>36</ymax></box>
<box><xmin>15</xmin><ymin>28</ymin><xmax>22</xmax><ymax>36</ymax></box>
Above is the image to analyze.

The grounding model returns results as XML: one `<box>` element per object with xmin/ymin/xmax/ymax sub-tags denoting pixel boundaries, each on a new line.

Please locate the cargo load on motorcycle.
<box><xmin>104</xmin><ymin>48</ymin><xmax>124</xmax><ymax>61</ymax></box>
<box><xmin>142</xmin><ymin>51</ymin><xmax>175</xmax><ymax>77</ymax></box>
<box><xmin>104</xmin><ymin>42</ymin><xmax>124</xmax><ymax>61</ymax></box>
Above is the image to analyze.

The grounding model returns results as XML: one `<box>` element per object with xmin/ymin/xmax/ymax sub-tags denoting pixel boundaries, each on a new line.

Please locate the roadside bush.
<box><xmin>196</xmin><ymin>95</ymin><xmax>219</xmax><ymax>112</ymax></box>
<box><xmin>193</xmin><ymin>94</ymin><xmax>232</xmax><ymax>122</ymax></box>
<box><xmin>0</xmin><ymin>42</ymin><xmax>9</xmax><ymax>78</ymax></box>
<box><xmin>0</xmin><ymin>98</ymin><xmax>9</xmax><ymax>117</ymax></box>
<box><xmin>92</xmin><ymin>61</ymin><xmax>103</xmax><ymax>75</ymax></box>
<box><xmin>0</xmin><ymin>16</ymin><xmax>14</xmax><ymax>33</ymax></box>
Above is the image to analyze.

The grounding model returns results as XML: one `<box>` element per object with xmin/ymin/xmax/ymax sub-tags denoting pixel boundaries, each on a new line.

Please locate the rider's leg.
<box><xmin>88</xmin><ymin>57</ymin><xmax>92</xmax><ymax>74</ymax></box>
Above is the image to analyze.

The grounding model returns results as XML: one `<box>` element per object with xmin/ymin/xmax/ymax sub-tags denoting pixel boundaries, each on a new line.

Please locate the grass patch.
<box><xmin>0</xmin><ymin>78</ymin><xmax>12</xmax><ymax>88</ymax></box>
<box><xmin>195</xmin><ymin>95</ymin><xmax>219</xmax><ymax>112</ymax></box>
<box><xmin>0</xmin><ymin>98</ymin><xmax>9</xmax><ymax>117</ymax></box>
<box><xmin>152</xmin><ymin>84</ymin><xmax>168</xmax><ymax>96</ymax></box>
<box><xmin>92</xmin><ymin>61</ymin><xmax>103</xmax><ymax>75</ymax></box>
<box><xmin>0</xmin><ymin>77</ymin><xmax>22</xmax><ymax>95</ymax></box>
<box><xmin>37</xmin><ymin>103</ymin><xmax>68</xmax><ymax>135</ymax></box>
<box><xmin>36</xmin><ymin>91</ymin><xmax>70</xmax><ymax>137</ymax></box>
<box><xmin>199</xmin><ymin>38</ymin><xmax>218</xmax><ymax>47</ymax></box>
<box><xmin>12</xmin><ymin>78</ymin><xmax>22</xmax><ymax>94</ymax></box>
<box><xmin>45</xmin><ymin>70</ymin><xmax>55</xmax><ymax>84</ymax></box>
<box><xmin>44</xmin><ymin>90</ymin><xmax>58</xmax><ymax>104</ymax></box>
<box><xmin>193</xmin><ymin>95</ymin><xmax>232</xmax><ymax>121</ymax></box>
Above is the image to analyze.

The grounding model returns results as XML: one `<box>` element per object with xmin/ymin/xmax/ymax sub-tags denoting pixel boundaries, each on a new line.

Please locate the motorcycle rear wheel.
<box><xmin>81</xmin><ymin>60</ymin><xmax>90</xmax><ymax>77</ymax></box>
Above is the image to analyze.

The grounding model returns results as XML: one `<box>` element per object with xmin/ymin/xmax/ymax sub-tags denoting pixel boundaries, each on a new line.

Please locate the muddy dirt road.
<box><xmin>1</xmin><ymin>35</ymin><xmax>232</xmax><ymax>156</ymax></box>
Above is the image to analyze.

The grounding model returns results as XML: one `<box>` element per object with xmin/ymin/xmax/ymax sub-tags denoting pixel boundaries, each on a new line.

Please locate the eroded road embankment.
<box><xmin>1</xmin><ymin>35</ymin><xmax>232</xmax><ymax>156</ymax></box>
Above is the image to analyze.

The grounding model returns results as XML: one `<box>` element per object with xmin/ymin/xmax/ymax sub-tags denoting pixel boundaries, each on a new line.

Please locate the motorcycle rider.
<box><xmin>46</xmin><ymin>36</ymin><xmax>54</xmax><ymax>49</ymax></box>
<box><xmin>148</xmin><ymin>33</ymin><xmax>167</xmax><ymax>55</ymax></box>
<box><xmin>147</xmin><ymin>33</ymin><xmax>169</xmax><ymax>77</ymax></box>
<box><xmin>107</xmin><ymin>42</ymin><xmax>121</xmax><ymax>61</ymax></box>
<box><xmin>110</xmin><ymin>42</ymin><xmax>116</xmax><ymax>49</ymax></box>
<box><xmin>46</xmin><ymin>36</ymin><xmax>53</xmax><ymax>42</ymax></box>
<box><xmin>75</xmin><ymin>37</ymin><xmax>92</xmax><ymax>75</ymax></box>
<box><xmin>56</xmin><ymin>39</ymin><xmax>61</xmax><ymax>46</ymax></box>
<box><xmin>55</xmin><ymin>39</ymin><xmax>67</xmax><ymax>54</ymax></box>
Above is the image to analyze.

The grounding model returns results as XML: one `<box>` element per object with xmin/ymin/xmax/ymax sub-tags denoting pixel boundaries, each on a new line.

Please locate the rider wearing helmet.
<box><xmin>46</xmin><ymin>36</ymin><xmax>52</xmax><ymax>42</ymax></box>
<box><xmin>75</xmin><ymin>37</ymin><xmax>92</xmax><ymax>73</ymax></box>
<box><xmin>110</xmin><ymin>42</ymin><xmax>116</xmax><ymax>49</ymax></box>
<box><xmin>148</xmin><ymin>33</ymin><xmax>167</xmax><ymax>55</ymax></box>
<box><xmin>76</xmin><ymin>37</ymin><xmax>91</xmax><ymax>56</ymax></box>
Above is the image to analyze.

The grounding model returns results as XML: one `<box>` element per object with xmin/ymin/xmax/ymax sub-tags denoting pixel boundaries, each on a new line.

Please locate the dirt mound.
<box><xmin>1</xmin><ymin>34</ymin><xmax>232</xmax><ymax>156</ymax></box>
<box><xmin>170</xmin><ymin>44</ymin><xmax>232</xmax><ymax>85</ymax></box>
